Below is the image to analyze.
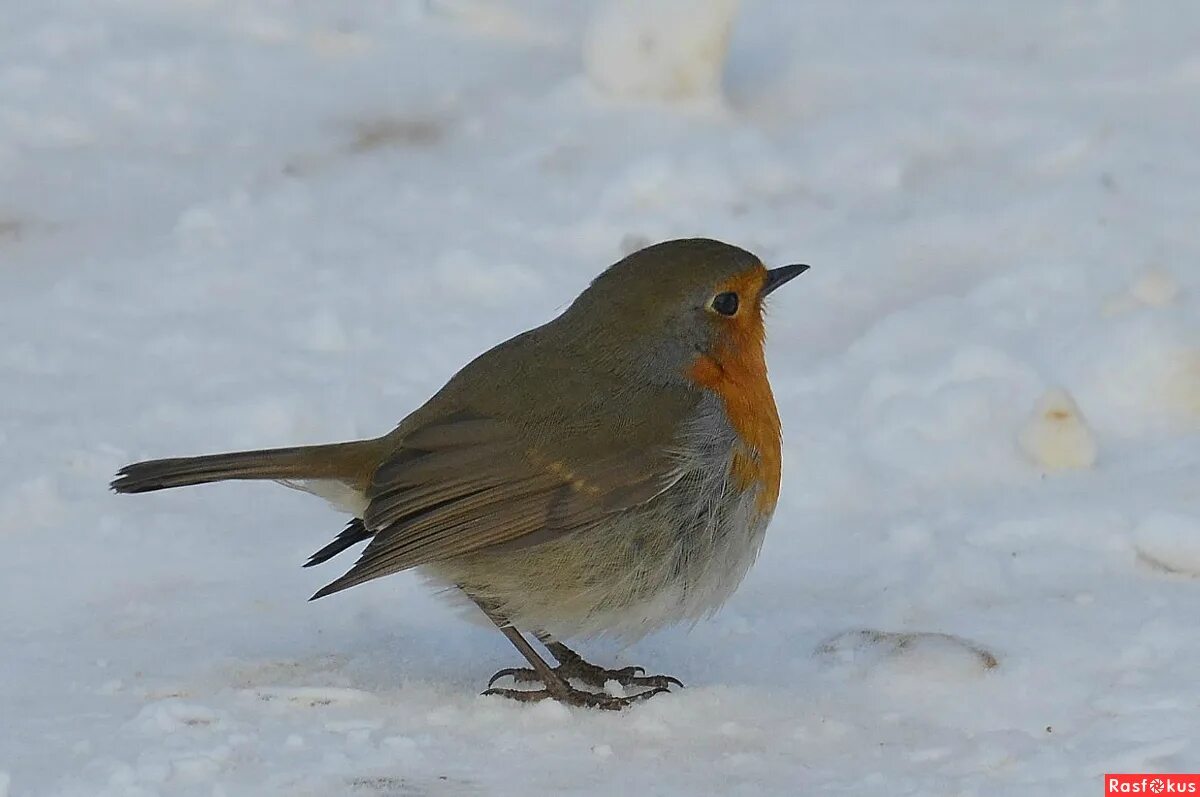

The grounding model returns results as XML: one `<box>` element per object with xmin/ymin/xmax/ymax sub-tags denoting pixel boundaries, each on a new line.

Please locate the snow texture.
<box><xmin>1018</xmin><ymin>388</ymin><xmax>1098</xmax><ymax>471</ymax></box>
<box><xmin>584</xmin><ymin>0</ymin><xmax>741</xmax><ymax>101</ymax></box>
<box><xmin>4</xmin><ymin>0</ymin><xmax>1200</xmax><ymax>795</ymax></box>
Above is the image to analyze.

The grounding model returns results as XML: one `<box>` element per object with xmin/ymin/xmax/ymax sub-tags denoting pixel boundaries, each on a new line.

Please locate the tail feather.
<box><xmin>303</xmin><ymin>518</ymin><xmax>373</xmax><ymax>568</ymax></box>
<box><xmin>111</xmin><ymin>440</ymin><xmax>380</xmax><ymax>494</ymax></box>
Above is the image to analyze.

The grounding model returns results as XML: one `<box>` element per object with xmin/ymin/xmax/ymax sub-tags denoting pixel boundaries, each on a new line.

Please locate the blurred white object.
<box><xmin>1103</xmin><ymin>267</ymin><xmax>1182</xmax><ymax>316</ymax></box>
<box><xmin>583</xmin><ymin>0</ymin><xmax>742</xmax><ymax>101</ymax></box>
<box><xmin>1018</xmin><ymin>388</ymin><xmax>1099</xmax><ymax>471</ymax></box>
<box><xmin>1130</xmin><ymin>268</ymin><xmax>1181</xmax><ymax>307</ymax></box>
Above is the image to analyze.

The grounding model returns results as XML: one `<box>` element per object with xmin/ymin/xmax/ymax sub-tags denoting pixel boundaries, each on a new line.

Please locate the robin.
<box><xmin>112</xmin><ymin>238</ymin><xmax>808</xmax><ymax>710</ymax></box>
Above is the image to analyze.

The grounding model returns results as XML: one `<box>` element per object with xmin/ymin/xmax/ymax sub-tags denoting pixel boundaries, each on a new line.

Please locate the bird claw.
<box><xmin>486</xmin><ymin>668</ymin><xmax>526</xmax><ymax>688</ymax></box>
<box><xmin>645</xmin><ymin>673</ymin><xmax>685</xmax><ymax>690</ymax></box>
<box><xmin>485</xmin><ymin>661</ymin><xmax>683</xmax><ymax>692</ymax></box>
<box><xmin>482</xmin><ymin>685</ymin><xmax>670</xmax><ymax>711</ymax></box>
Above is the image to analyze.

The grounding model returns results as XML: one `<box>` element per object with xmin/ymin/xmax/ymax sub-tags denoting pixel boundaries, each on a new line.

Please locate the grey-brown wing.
<box><xmin>310</xmin><ymin>412</ymin><xmax>677</xmax><ymax>599</ymax></box>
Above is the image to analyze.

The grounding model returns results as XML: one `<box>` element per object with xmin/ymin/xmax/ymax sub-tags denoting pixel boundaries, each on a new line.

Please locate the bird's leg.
<box><xmin>487</xmin><ymin>631</ymin><xmax>683</xmax><ymax>692</ymax></box>
<box><xmin>468</xmin><ymin>596</ymin><xmax>670</xmax><ymax>710</ymax></box>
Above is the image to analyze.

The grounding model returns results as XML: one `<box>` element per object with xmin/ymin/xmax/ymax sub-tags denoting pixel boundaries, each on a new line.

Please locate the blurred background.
<box><xmin>4</xmin><ymin>1</ymin><xmax>1200</xmax><ymax>795</ymax></box>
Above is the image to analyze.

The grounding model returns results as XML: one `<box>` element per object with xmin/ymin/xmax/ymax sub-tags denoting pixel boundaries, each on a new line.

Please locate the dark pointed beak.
<box><xmin>762</xmin><ymin>264</ymin><xmax>810</xmax><ymax>296</ymax></box>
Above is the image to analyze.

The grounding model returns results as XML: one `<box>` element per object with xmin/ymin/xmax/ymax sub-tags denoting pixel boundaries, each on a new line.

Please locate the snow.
<box><xmin>1018</xmin><ymin>387</ymin><xmax>1098</xmax><ymax>471</ymax></box>
<box><xmin>583</xmin><ymin>0</ymin><xmax>740</xmax><ymax>101</ymax></box>
<box><xmin>4</xmin><ymin>0</ymin><xmax>1200</xmax><ymax>794</ymax></box>
<box><xmin>1129</xmin><ymin>269</ymin><xmax>1182</xmax><ymax>308</ymax></box>
<box><xmin>1134</xmin><ymin>513</ymin><xmax>1200</xmax><ymax>577</ymax></box>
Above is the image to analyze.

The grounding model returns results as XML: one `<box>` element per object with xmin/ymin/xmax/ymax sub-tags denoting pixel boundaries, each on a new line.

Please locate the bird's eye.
<box><xmin>711</xmin><ymin>292</ymin><xmax>739</xmax><ymax>316</ymax></box>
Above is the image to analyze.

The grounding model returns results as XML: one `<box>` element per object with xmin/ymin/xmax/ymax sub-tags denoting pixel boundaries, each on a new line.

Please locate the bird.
<box><xmin>111</xmin><ymin>238</ymin><xmax>808</xmax><ymax>710</ymax></box>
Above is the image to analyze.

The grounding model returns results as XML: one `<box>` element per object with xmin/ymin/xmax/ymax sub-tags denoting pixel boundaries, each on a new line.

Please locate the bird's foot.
<box><xmin>486</xmin><ymin>658</ymin><xmax>683</xmax><ymax>693</ymax></box>
<box><xmin>482</xmin><ymin>681</ymin><xmax>669</xmax><ymax>710</ymax></box>
<box><xmin>481</xmin><ymin>638</ymin><xmax>681</xmax><ymax>709</ymax></box>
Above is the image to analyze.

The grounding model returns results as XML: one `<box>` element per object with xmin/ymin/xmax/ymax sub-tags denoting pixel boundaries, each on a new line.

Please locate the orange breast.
<box><xmin>687</xmin><ymin>269</ymin><xmax>782</xmax><ymax>516</ymax></box>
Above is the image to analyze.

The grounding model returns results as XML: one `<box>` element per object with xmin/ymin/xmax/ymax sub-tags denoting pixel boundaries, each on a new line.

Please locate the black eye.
<box><xmin>711</xmin><ymin>292</ymin><xmax>739</xmax><ymax>316</ymax></box>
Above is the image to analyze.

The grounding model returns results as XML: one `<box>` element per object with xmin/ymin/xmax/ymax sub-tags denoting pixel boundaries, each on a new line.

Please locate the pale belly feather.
<box><xmin>424</xmin><ymin>398</ymin><xmax>775</xmax><ymax>640</ymax></box>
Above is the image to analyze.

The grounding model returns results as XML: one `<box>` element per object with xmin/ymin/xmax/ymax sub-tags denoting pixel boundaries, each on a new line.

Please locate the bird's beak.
<box><xmin>762</xmin><ymin>264</ymin><xmax>810</xmax><ymax>296</ymax></box>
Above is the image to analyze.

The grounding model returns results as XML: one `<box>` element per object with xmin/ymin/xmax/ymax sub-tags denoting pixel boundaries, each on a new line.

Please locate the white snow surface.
<box><xmin>4</xmin><ymin>1</ymin><xmax>1200</xmax><ymax>795</ymax></box>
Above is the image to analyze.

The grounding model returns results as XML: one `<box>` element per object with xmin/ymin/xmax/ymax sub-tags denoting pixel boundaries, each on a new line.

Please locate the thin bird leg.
<box><xmin>487</xmin><ymin>630</ymin><xmax>683</xmax><ymax>692</ymax></box>
<box><xmin>468</xmin><ymin>594</ymin><xmax>670</xmax><ymax>710</ymax></box>
<box><xmin>497</xmin><ymin>625</ymin><xmax>561</xmax><ymax>687</ymax></box>
<box><xmin>469</xmin><ymin>595</ymin><xmax>560</xmax><ymax>685</ymax></box>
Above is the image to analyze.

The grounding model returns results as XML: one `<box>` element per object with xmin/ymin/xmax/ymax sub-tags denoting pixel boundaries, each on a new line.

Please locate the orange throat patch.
<box><xmin>687</xmin><ymin>269</ymin><xmax>783</xmax><ymax>516</ymax></box>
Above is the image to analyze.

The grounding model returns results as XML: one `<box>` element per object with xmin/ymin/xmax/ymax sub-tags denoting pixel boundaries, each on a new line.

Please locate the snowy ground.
<box><xmin>4</xmin><ymin>1</ymin><xmax>1200</xmax><ymax>795</ymax></box>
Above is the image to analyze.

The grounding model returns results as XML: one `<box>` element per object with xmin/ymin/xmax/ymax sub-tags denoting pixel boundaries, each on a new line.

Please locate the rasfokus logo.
<box><xmin>1106</xmin><ymin>775</ymin><xmax>1200</xmax><ymax>794</ymax></box>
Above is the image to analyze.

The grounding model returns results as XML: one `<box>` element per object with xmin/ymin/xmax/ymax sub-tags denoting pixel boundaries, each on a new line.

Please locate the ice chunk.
<box><xmin>583</xmin><ymin>0</ymin><xmax>741</xmax><ymax>101</ymax></box>
<box><xmin>1131</xmin><ymin>269</ymin><xmax>1182</xmax><ymax>307</ymax></box>
<box><xmin>1018</xmin><ymin>388</ymin><xmax>1098</xmax><ymax>471</ymax></box>
<box><xmin>815</xmin><ymin>629</ymin><xmax>998</xmax><ymax>682</ymax></box>
<box><xmin>1135</xmin><ymin>513</ymin><xmax>1200</xmax><ymax>576</ymax></box>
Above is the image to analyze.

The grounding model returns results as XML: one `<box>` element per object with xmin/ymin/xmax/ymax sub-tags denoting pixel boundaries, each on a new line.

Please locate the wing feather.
<box><xmin>311</xmin><ymin>412</ymin><xmax>678</xmax><ymax>599</ymax></box>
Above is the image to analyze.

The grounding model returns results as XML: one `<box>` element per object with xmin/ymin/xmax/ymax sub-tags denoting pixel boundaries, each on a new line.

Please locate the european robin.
<box><xmin>112</xmin><ymin>238</ymin><xmax>809</xmax><ymax>710</ymax></box>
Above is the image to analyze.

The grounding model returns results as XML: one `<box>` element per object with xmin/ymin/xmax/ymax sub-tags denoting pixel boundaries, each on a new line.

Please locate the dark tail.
<box><xmin>303</xmin><ymin>518</ymin><xmax>372</xmax><ymax>568</ymax></box>
<box><xmin>111</xmin><ymin>440</ymin><xmax>381</xmax><ymax>494</ymax></box>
